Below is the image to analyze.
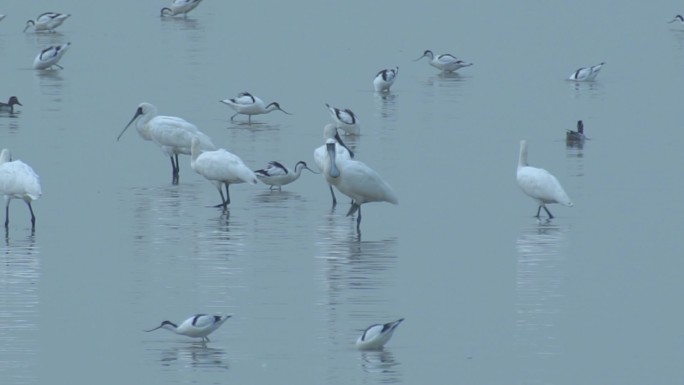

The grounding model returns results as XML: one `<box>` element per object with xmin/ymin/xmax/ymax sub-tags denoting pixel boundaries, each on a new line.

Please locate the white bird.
<box><xmin>668</xmin><ymin>15</ymin><xmax>684</xmax><ymax>24</ymax></box>
<box><xmin>145</xmin><ymin>314</ymin><xmax>231</xmax><ymax>342</ymax></box>
<box><xmin>314</xmin><ymin>124</ymin><xmax>354</xmax><ymax>207</ymax></box>
<box><xmin>219</xmin><ymin>92</ymin><xmax>291</xmax><ymax>124</ymax></box>
<box><xmin>356</xmin><ymin>318</ymin><xmax>404</xmax><ymax>351</ymax></box>
<box><xmin>33</xmin><ymin>42</ymin><xmax>70</xmax><ymax>70</ymax></box>
<box><xmin>0</xmin><ymin>97</ymin><xmax>22</xmax><ymax>114</ymax></box>
<box><xmin>190</xmin><ymin>137</ymin><xmax>257</xmax><ymax>208</ymax></box>
<box><xmin>0</xmin><ymin>149</ymin><xmax>41</xmax><ymax>230</ymax></box>
<box><xmin>566</xmin><ymin>120</ymin><xmax>587</xmax><ymax>143</ymax></box>
<box><xmin>255</xmin><ymin>160</ymin><xmax>317</xmax><ymax>190</ymax></box>
<box><xmin>373</xmin><ymin>67</ymin><xmax>398</xmax><ymax>92</ymax></box>
<box><xmin>568</xmin><ymin>62</ymin><xmax>604</xmax><ymax>81</ymax></box>
<box><xmin>24</xmin><ymin>12</ymin><xmax>70</xmax><ymax>33</ymax></box>
<box><xmin>117</xmin><ymin>102</ymin><xmax>216</xmax><ymax>184</ymax></box>
<box><xmin>516</xmin><ymin>140</ymin><xmax>573</xmax><ymax>219</ymax></box>
<box><xmin>414</xmin><ymin>50</ymin><xmax>473</xmax><ymax>73</ymax></box>
<box><xmin>323</xmin><ymin>139</ymin><xmax>398</xmax><ymax>231</ymax></box>
<box><xmin>326</xmin><ymin>103</ymin><xmax>360</xmax><ymax>135</ymax></box>
<box><xmin>161</xmin><ymin>0</ymin><xmax>203</xmax><ymax>17</ymax></box>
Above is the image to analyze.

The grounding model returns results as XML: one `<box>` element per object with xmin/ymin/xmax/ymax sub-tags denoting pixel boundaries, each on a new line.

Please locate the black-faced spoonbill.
<box><xmin>568</xmin><ymin>62</ymin><xmax>604</xmax><ymax>81</ymax></box>
<box><xmin>219</xmin><ymin>92</ymin><xmax>291</xmax><ymax>124</ymax></box>
<box><xmin>326</xmin><ymin>103</ymin><xmax>360</xmax><ymax>135</ymax></box>
<box><xmin>24</xmin><ymin>12</ymin><xmax>70</xmax><ymax>33</ymax></box>
<box><xmin>190</xmin><ymin>137</ymin><xmax>257</xmax><ymax>208</ymax></box>
<box><xmin>414</xmin><ymin>50</ymin><xmax>473</xmax><ymax>73</ymax></box>
<box><xmin>117</xmin><ymin>102</ymin><xmax>216</xmax><ymax>184</ymax></box>
<box><xmin>145</xmin><ymin>314</ymin><xmax>231</xmax><ymax>342</ymax></box>
<box><xmin>255</xmin><ymin>161</ymin><xmax>318</xmax><ymax>190</ymax></box>
<box><xmin>33</xmin><ymin>42</ymin><xmax>70</xmax><ymax>70</ymax></box>
<box><xmin>161</xmin><ymin>0</ymin><xmax>203</xmax><ymax>17</ymax></box>
<box><xmin>516</xmin><ymin>140</ymin><xmax>573</xmax><ymax>219</ymax></box>
<box><xmin>373</xmin><ymin>67</ymin><xmax>398</xmax><ymax>92</ymax></box>
<box><xmin>356</xmin><ymin>318</ymin><xmax>404</xmax><ymax>351</ymax></box>
<box><xmin>0</xmin><ymin>149</ymin><xmax>41</xmax><ymax>230</ymax></box>
<box><xmin>313</xmin><ymin>124</ymin><xmax>354</xmax><ymax>207</ymax></box>
<box><xmin>0</xmin><ymin>97</ymin><xmax>22</xmax><ymax>113</ymax></box>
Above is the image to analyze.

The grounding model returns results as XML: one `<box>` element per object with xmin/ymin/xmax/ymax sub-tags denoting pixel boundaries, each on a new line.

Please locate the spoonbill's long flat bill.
<box><xmin>117</xmin><ymin>102</ymin><xmax>216</xmax><ymax>184</ymax></box>
<box><xmin>145</xmin><ymin>314</ymin><xmax>231</xmax><ymax>342</ymax></box>
<box><xmin>356</xmin><ymin>318</ymin><xmax>404</xmax><ymax>350</ymax></box>
<box><xmin>220</xmin><ymin>92</ymin><xmax>291</xmax><ymax>124</ymax></box>
<box><xmin>0</xmin><ymin>149</ymin><xmax>41</xmax><ymax>230</ymax></box>
<box><xmin>516</xmin><ymin>140</ymin><xmax>573</xmax><ymax>219</ymax></box>
<box><xmin>313</xmin><ymin>124</ymin><xmax>354</xmax><ymax>207</ymax></box>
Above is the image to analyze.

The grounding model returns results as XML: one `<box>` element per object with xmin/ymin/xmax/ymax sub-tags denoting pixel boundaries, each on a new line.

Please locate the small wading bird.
<box><xmin>516</xmin><ymin>140</ymin><xmax>573</xmax><ymax>219</ymax></box>
<box><xmin>24</xmin><ymin>12</ymin><xmax>70</xmax><ymax>33</ymax></box>
<box><xmin>568</xmin><ymin>62</ymin><xmax>604</xmax><ymax>81</ymax></box>
<box><xmin>373</xmin><ymin>67</ymin><xmax>398</xmax><ymax>92</ymax></box>
<box><xmin>326</xmin><ymin>103</ymin><xmax>360</xmax><ymax>135</ymax></box>
<box><xmin>33</xmin><ymin>42</ymin><xmax>70</xmax><ymax>70</ymax></box>
<box><xmin>255</xmin><ymin>161</ymin><xmax>318</xmax><ymax>190</ymax></box>
<box><xmin>356</xmin><ymin>318</ymin><xmax>405</xmax><ymax>351</ymax></box>
<box><xmin>414</xmin><ymin>50</ymin><xmax>473</xmax><ymax>73</ymax></box>
<box><xmin>323</xmin><ymin>139</ymin><xmax>398</xmax><ymax>231</ymax></box>
<box><xmin>0</xmin><ymin>149</ymin><xmax>41</xmax><ymax>230</ymax></box>
<box><xmin>161</xmin><ymin>0</ymin><xmax>203</xmax><ymax>17</ymax></box>
<box><xmin>145</xmin><ymin>314</ymin><xmax>231</xmax><ymax>342</ymax></box>
<box><xmin>117</xmin><ymin>102</ymin><xmax>216</xmax><ymax>184</ymax></box>
<box><xmin>566</xmin><ymin>120</ymin><xmax>587</xmax><ymax>143</ymax></box>
<box><xmin>0</xmin><ymin>97</ymin><xmax>22</xmax><ymax>114</ymax></box>
<box><xmin>313</xmin><ymin>124</ymin><xmax>354</xmax><ymax>207</ymax></box>
<box><xmin>219</xmin><ymin>92</ymin><xmax>291</xmax><ymax>124</ymax></box>
<box><xmin>190</xmin><ymin>137</ymin><xmax>257</xmax><ymax>208</ymax></box>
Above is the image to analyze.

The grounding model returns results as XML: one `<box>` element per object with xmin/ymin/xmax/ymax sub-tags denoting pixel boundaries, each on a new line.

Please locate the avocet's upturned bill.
<box><xmin>568</xmin><ymin>62</ymin><xmax>604</xmax><ymax>81</ymax></box>
<box><xmin>414</xmin><ymin>50</ymin><xmax>473</xmax><ymax>73</ymax></box>
<box><xmin>356</xmin><ymin>318</ymin><xmax>404</xmax><ymax>351</ymax></box>
<box><xmin>668</xmin><ymin>15</ymin><xmax>684</xmax><ymax>24</ymax></box>
<box><xmin>326</xmin><ymin>103</ymin><xmax>360</xmax><ymax>135</ymax></box>
<box><xmin>220</xmin><ymin>92</ymin><xmax>291</xmax><ymax>124</ymax></box>
<box><xmin>566</xmin><ymin>120</ymin><xmax>588</xmax><ymax>143</ymax></box>
<box><xmin>145</xmin><ymin>314</ymin><xmax>231</xmax><ymax>342</ymax></box>
<box><xmin>0</xmin><ymin>97</ymin><xmax>22</xmax><ymax>114</ymax></box>
<box><xmin>373</xmin><ymin>67</ymin><xmax>398</xmax><ymax>92</ymax></box>
<box><xmin>516</xmin><ymin>140</ymin><xmax>573</xmax><ymax>219</ymax></box>
<box><xmin>0</xmin><ymin>149</ymin><xmax>41</xmax><ymax>230</ymax></box>
<box><xmin>190</xmin><ymin>137</ymin><xmax>257</xmax><ymax>208</ymax></box>
<box><xmin>24</xmin><ymin>12</ymin><xmax>70</xmax><ymax>33</ymax></box>
<box><xmin>314</xmin><ymin>124</ymin><xmax>354</xmax><ymax>207</ymax></box>
<box><xmin>255</xmin><ymin>161</ymin><xmax>317</xmax><ymax>190</ymax></box>
<box><xmin>161</xmin><ymin>0</ymin><xmax>203</xmax><ymax>17</ymax></box>
<box><xmin>33</xmin><ymin>42</ymin><xmax>70</xmax><ymax>70</ymax></box>
<box><xmin>117</xmin><ymin>102</ymin><xmax>216</xmax><ymax>184</ymax></box>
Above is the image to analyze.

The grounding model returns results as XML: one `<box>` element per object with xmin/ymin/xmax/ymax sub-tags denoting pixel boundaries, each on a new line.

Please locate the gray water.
<box><xmin>1</xmin><ymin>0</ymin><xmax>683</xmax><ymax>384</ymax></box>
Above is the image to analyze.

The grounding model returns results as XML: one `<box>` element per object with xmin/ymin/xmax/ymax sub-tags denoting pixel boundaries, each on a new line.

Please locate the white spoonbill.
<box><xmin>190</xmin><ymin>137</ymin><xmax>257</xmax><ymax>208</ymax></box>
<box><xmin>414</xmin><ymin>50</ymin><xmax>473</xmax><ymax>73</ymax></box>
<box><xmin>323</xmin><ymin>139</ymin><xmax>398</xmax><ymax>231</ymax></box>
<box><xmin>568</xmin><ymin>62</ymin><xmax>604</xmax><ymax>81</ymax></box>
<box><xmin>314</xmin><ymin>124</ymin><xmax>354</xmax><ymax>207</ymax></box>
<box><xmin>145</xmin><ymin>314</ymin><xmax>231</xmax><ymax>342</ymax></box>
<box><xmin>33</xmin><ymin>42</ymin><xmax>70</xmax><ymax>70</ymax></box>
<box><xmin>516</xmin><ymin>140</ymin><xmax>573</xmax><ymax>219</ymax></box>
<box><xmin>255</xmin><ymin>161</ymin><xmax>317</xmax><ymax>190</ymax></box>
<box><xmin>0</xmin><ymin>96</ymin><xmax>22</xmax><ymax>113</ymax></box>
<box><xmin>161</xmin><ymin>0</ymin><xmax>203</xmax><ymax>17</ymax></box>
<box><xmin>326</xmin><ymin>103</ymin><xmax>360</xmax><ymax>136</ymax></box>
<box><xmin>566</xmin><ymin>120</ymin><xmax>587</xmax><ymax>143</ymax></box>
<box><xmin>0</xmin><ymin>149</ymin><xmax>41</xmax><ymax>230</ymax></box>
<box><xmin>117</xmin><ymin>102</ymin><xmax>216</xmax><ymax>184</ymax></box>
<box><xmin>24</xmin><ymin>12</ymin><xmax>70</xmax><ymax>33</ymax></box>
<box><xmin>356</xmin><ymin>318</ymin><xmax>404</xmax><ymax>351</ymax></box>
<box><xmin>219</xmin><ymin>92</ymin><xmax>291</xmax><ymax>124</ymax></box>
<box><xmin>669</xmin><ymin>15</ymin><xmax>684</xmax><ymax>24</ymax></box>
<box><xmin>373</xmin><ymin>67</ymin><xmax>398</xmax><ymax>92</ymax></box>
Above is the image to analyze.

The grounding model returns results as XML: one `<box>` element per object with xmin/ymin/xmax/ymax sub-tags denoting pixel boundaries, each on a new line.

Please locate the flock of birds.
<box><xmin>0</xmin><ymin>0</ymin><xmax>622</xmax><ymax>350</ymax></box>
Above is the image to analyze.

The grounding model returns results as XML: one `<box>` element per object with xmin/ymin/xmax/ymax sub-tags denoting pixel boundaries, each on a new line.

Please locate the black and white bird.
<box><xmin>255</xmin><ymin>161</ymin><xmax>317</xmax><ymax>190</ymax></box>
<box><xmin>356</xmin><ymin>318</ymin><xmax>405</xmax><ymax>350</ymax></box>
<box><xmin>326</xmin><ymin>103</ymin><xmax>360</xmax><ymax>135</ymax></box>
<box><xmin>568</xmin><ymin>62</ymin><xmax>604</xmax><ymax>81</ymax></box>
<box><xmin>145</xmin><ymin>314</ymin><xmax>231</xmax><ymax>342</ymax></box>
<box><xmin>373</xmin><ymin>67</ymin><xmax>398</xmax><ymax>92</ymax></box>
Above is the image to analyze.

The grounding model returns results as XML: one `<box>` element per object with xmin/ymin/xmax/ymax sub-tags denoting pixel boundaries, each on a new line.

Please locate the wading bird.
<box><xmin>414</xmin><ymin>50</ymin><xmax>473</xmax><ymax>73</ymax></box>
<box><xmin>161</xmin><ymin>0</ymin><xmax>203</xmax><ymax>17</ymax></box>
<box><xmin>326</xmin><ymin>103</ymin><xmax>360</xmax><ymax>135</ymax></box>
<box><xmin>0</xmin><ymin>149</ymin><xmax>41</xmax><ymax>230</ymax></box>
<box><xmin>145</xmin><ymin>314</ymin><xmax>231</xmax><ymax>342</ymax></box>
<box><xmin>373</xmin><ymin>67</ymin><xmax>398</xmax><ymax>92</ymax></box>
<box><xmin>24</xmin><ymin>12</ymin><xmax>70</xmax><ymax>33</ymax></box>
<box><xmin>33</xmin><ymin>42</ymin><xmax>70</xmax><ymax>70</ymax></box>
<box><xmin>356</xmin><ymin>318</ymin><xmax>404</xmax><ymax>350</ymax></box>
<box><xmin>313</xmin><ymin>124</ymin><xmax>354</xmax><ymax>207</ymax></box>
<box><xmin>0</xmin><ymin>97</ymin><xmax>22</xmax><ymax>113</ymax></box>
<box><xmin>220</xmin><ymin>92</ymin><xmax>291</xmax><ymax>124</ymax></box>
<box><xmin>568</xmin><ymin>62</ymin><xmax>604</xmax><ymax>81</ymax></box>
<box><xmin>255</xmin><ymin>161</ymin><xmax>317</xmax><ymax>190</ymax></box>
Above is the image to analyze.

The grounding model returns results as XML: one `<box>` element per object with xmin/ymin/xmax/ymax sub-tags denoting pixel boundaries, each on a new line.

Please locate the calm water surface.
<box><xmin>1</xmin><ymin>1</ymin><xmax>684</xmax><ymax>384</ymax></box>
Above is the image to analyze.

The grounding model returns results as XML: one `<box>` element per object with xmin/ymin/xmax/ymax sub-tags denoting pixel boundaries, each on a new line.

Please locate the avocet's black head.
<box><xmin>267</xmin><ymin>102</ymin><xmax>292</xmax><ymax>115</ymax></box>
<box><xmin>144</xmin><ymin>320</ymin><xmax>177</xmax><ymax>332</ymax></box>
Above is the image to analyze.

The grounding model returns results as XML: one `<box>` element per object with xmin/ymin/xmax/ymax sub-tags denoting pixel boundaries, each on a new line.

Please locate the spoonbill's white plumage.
<box><xmin>414</xmin><ymin>50</ymin><xmax>473</xmax><ymax>73</ymax></box>
<box><xmin>314</xmin><ymin>124</ymin><xmax>354</xmax><ymax>207</ymax></box>
<box><xmin>190</xmin><ymin>137</ymin><xmax>257</xmax><ymax>208</ymax></box>
<box><xmin>117</xmin><ymin>102</ymin><xmax>216</xmax><ymax>184</ymax></box>
<box><xmin>145</xmin><ymin>314</ymin><xmax>231</xmax><ymax>342</ymax></box>
<box><xmin>255</xmin><ymin>160</ymin><xmax>317</xmax><ymax>190</ymax></box>
<box><xmin>219</xmin><ymin>92</ymin><xmax>291</xmax><ymax>124</ymax></box>
<box><xmin>0</xmin><ymin>97</ymin><xmax>22</xmax><ymax>114</ymax></box>
<box><xmin>568</xmin><ymin>62</ymin><xmax>604</xmax><ymax>81</ymax></box>
<box><xmin>326</xmin><ymin>103</ymin><xmax>360</xmax><ymax>135</ymax></box>
<box><xmin>0</xmin><ymin>149</ymin><xmax>41</xmax><ymax>230</ymax></box>
<box><xmin>373</xmin><ymin>67</ymin><xmax>398</xmax><ymax>92</ymax></box>
<box><xmin>668</xmin><ymin>15</ymin><xmax>684</xmax><ymax>24</ymax></box>
<box><xmin>33</xmin><ymin>42</ymin><xmax>70</xmax><ymax>70</ymax></box>
<box><xmin>566</xmin><ymin>120</ymin><xmax>587</xmax><ymax>143</ymax></box>
<box><xmin>516</xmin><ymin>140</ymin><xmax>573</xmax><ymax>219</ymax></box>
<box><xmin>356</xmin><ymin>318</ymin><xmax>404</xmax><ymax>351</ymax></box>
<box><xmin>161</xmin><ymin>0</ymin><xmax>203</xmax><ymax>17</ymax></box>
<box><xmin>24</xmin><ymin>12</ymin><xmax>70</xmax><ymax>32</ymax></box>
<box><xmin>323</xmin><ymin>139</ymin><xmax>398</xmax><ymax>231</ymax></box>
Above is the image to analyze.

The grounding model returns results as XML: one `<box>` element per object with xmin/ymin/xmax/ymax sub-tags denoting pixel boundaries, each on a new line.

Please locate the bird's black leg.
<box><xmin>4</xmin><ymin>202</ymin><xmax>9</xmax><ymax>229</ymax></box>
<box><xmin>346</xmin><ymin>203</ymin><xmax>360</xmax><ymax>217</ymax></box>
<box><xmin>356</xmin><ymin>206</ymin><xmax>362</xmax><ymax>231</ymax></box>
<box><xmin>214</xmin><ymin>183</ymin><xmax>231</xmax><ymax>208</ymax></box>
<box><xmin>329</xmin><ymin>185</ymin><xmax>337</xmax><ymax>208</ymax></box>
<box><xmin>26</xmin><ymin>202</ymin><xmax>35</xmax><ymax>229</ymax></box>
<box><xmin>535</xmin><ymin>206</ymin><xmax>542</xmax><ymax>218</ymax></box>
<box><xmin>230</xmin><ymin>113</ymin><xmax>238</xmax><ymax>121</ymax></box>
<box><xmin>543</xmin><ymin>206</ymin><xmax>554</xmax><ymax>219</ymax></box>
<box><xmin>55</xmin><ymin>64</ymin><xmax>64</xmax><ymax>69</ymax></box>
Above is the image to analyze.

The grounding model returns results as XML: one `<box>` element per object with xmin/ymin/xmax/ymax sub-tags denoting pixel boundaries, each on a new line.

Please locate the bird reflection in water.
<box><xmin>360</xmin><ymin>350</ymin><xmax>402</xmax><ymax>383</ymax></box>
<box><xmin>155</xmin><ymin>342</ymin><xmax>229</xmax><ymax>370</ymax></box>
